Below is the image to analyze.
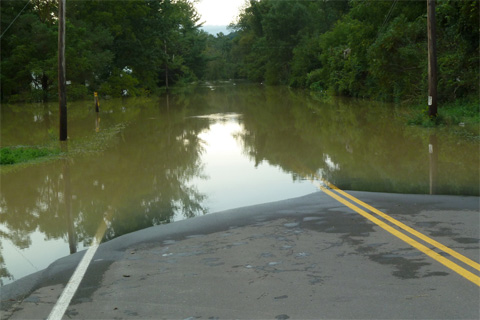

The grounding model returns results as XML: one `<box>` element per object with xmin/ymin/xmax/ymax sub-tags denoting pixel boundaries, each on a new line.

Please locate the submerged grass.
<box><xmin>1</xmin><ymin>122</ymin><xmax>127</xmax><ymax>173</ymax></box>
<box><xmin>67</xmin><ymin>122</ymin><xmax>127</xmax><ymax>157</ymax></box>
<box><xmin>406</xmin><ymin>97</ymin><xmax>480</xmax><ymax>140</ymax></box>
<box><xmin>0</xmin><ymin>146</ymin><xmax>61</xmax><ymax>165</ymax></box>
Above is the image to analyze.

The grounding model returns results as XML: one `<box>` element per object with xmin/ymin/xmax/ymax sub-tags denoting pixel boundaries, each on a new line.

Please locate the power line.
<box><xmin>381</xmin><ymin>0</ymin><xmax>398</xmax><ymax>30</ymax></box>
<box><xmin>0</xmin><ymin>0</ymin><xmax>32</xmax><ymax>40</ymax></box>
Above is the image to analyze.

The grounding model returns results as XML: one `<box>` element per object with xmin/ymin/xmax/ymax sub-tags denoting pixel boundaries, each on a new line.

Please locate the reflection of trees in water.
<box><xmin>1</xmin><ymin>85</ymin><xmax>478</xmax><ymax>284</ymax></box>
<box><xmin>235</xmin><ymin>86</ymin><xmax>479</xmax><ymax>196</ymax></box>
<box><xmin>0</xmin><ymin>98</ymin><xmax>210</xmax><ymax>283</ymax></box>
<box><xmin>0</xmin><ymin>165</ymin><xmax>61</xmax><ymax>284</ymax></box>
<box><xmin>0</xmin><ymin>241</ymin><xmax>13</xmax><ymax>285</ymax></box>
<box><xmin>235</xmin><ymin>87</ymin><xmax>328</xmax><ymax>178</ymax></box>
<box><xmin>98</xmin><ymin>111</ymin><xmax>209</xmax><ymax>241</ymax></box>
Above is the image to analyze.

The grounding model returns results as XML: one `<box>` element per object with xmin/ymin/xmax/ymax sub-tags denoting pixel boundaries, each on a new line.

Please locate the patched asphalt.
<box><xmin>1</xmin><ymin>191</ymin><xmax>479</xmax><ymax>319</ymax></box>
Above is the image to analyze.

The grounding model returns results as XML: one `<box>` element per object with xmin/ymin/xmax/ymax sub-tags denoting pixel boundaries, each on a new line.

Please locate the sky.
<box><xmin>195</xmin><ymin>0</ymin><xmax>245</xmax><ymax>26</ymax></box>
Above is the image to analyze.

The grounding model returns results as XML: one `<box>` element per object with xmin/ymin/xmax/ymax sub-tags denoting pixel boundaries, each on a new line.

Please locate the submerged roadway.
<box><xmin>1</xmin><ymin>188</ymin><xmax>479</xmax><ymax>319</ymax></box>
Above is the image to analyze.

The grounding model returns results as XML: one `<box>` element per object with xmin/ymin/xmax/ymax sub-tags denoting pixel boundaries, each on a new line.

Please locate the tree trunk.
<box><xmin>42</xmin><ymin>72</ymin><xmax>49</xmax><ymax>102</ymax></box>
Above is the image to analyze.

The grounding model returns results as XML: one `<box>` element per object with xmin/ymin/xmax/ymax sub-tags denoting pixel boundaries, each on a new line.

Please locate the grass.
<box><xmin>0</xmin><ymin>146</ymin><xmax>61</xmax><ymax>165</ymax></box>
<box><xmin>438</xmin><ymin>98</ymin><xmax>480</xmax><ymax>126</ymax></box>
<box><xmin>406</xmin><ymin>97</ymin><xmax>480</xmax><ymax>138</ymax></box>
<box><xmin>1</xmin><ymin>121</ymin><xmax>127</xmax><ymax>174</ymax></box>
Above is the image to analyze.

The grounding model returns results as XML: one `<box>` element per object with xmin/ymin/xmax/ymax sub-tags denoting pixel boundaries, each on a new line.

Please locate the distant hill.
<box><xmin>201</xmin><ymin>25</ymin><xmax>229</xmax><ymax>35</ymax></box>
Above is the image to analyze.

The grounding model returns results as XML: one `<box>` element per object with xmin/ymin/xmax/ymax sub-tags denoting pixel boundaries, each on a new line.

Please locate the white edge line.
<box><xmin>46</xmin><ymin>242</ymin><xmax>100</xmax><ymax>320</ymax></box>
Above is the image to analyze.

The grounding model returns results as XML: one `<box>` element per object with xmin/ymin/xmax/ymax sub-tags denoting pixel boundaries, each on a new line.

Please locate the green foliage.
<box><xmin>407</xmin><ymin>96</ymin><xmax>480</xmax><ymax>138</ymax></box>
<box><xmin>1</xmin><ymin>6</ymin><xmax>57</xmax><ymax>102</ymax></box>
<box><xmin>67</xmin><ymin>83</ymin><xmax>89</xmax><ymax>100</ymax></box>
<box><xmin>2</xmin><ymin>0</ymin><xmax>478</xmax><ymax>110</ymax></box>
<box><xmin>99</xmin><ymin>68</ymin><xmax>141</xmax><ymax>97</ymax></box>
<box><xmin>367</xmin><ymin>14</ymin><xmax>426</xmax><ymax>102</ymax></box>
<box><xmin>230</xmin><ymin>0</ymin><xmax>348</xmax><ymax>85</ymax></box>
<box><xmin>203</xmin><ymin>32</ymin><xmax>237</xmax><ymax>80</ymax></box>
<box><xmin>0</xmin><ymin>146</ymin><xmax>60</xmax><ymax>165</ymax></box>
<box><xmin>440</xmin><ymin>97</ymin><xmax>480</xmax><ymax>125</ymax></box>
<box><xmin>1</xmin><ymin>0</ymin><xmax>207</xmax><ymax>102</ymax></box>
<box><xmin>436</xmin><ymin>0</ymin><xmax>479</xmax><ymax>101</ymax></box>
<box><xmin>229</xmin><ymin>0</ymin><xmax>478</xmax><ymax>107</ymax></box>
<box><xmin>407</xmin><ymin>107</ymin><xmax>442</xmax><ymax>128</ymax></box>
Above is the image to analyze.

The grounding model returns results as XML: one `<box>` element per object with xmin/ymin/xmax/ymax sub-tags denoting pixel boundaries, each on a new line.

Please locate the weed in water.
<box><xmin>407</xmin><ymin>97</ymin><xmax>479</xmax><ymax>128</ymax></box>
<box><xmin>0</xmin><ymin>147</ymin><xmax>60</xmax><ymax>165</ymax></box>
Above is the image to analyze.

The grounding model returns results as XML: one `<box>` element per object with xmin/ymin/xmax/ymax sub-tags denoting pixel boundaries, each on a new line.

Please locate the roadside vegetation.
<box><xmin>213</xmin><ymin>0</ymin><xmax>478</xmax><ymax>128</ymax></box>
<box><xmin>1</xmin><ymin>0</ymin><xmax>206</xmax><ymax>102</ymax></box>
<box><xmin>407</xmin><ymin>98</ymin><xmax>480</xmax><ymax>128</ymax></box>
<box><xmin>225</xmin><ymin>1</ymin><xmax>478</xmax><ymax>104</ymax></box>
<box><xmin>1</xmin><ymin>0</ymin><xmax>478</xmax><ymax>127</ymax></box>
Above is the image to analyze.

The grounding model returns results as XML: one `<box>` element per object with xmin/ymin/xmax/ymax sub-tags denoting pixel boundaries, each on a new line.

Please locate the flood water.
<box><xmin>1</xmin><ymin>83</ymin><xmax>479</xmax><ymax>285</ymax></box>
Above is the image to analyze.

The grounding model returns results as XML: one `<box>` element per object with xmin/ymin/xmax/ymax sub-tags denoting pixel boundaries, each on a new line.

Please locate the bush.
<box><xmin>407</xmin><ymin>107</ymin><xmax>441</xmax><ymax>128</ymax></box>
<box><xmin>67</xmin><ymin>84</ymin><xmax>89</xmax><ymax>100</ymax></box>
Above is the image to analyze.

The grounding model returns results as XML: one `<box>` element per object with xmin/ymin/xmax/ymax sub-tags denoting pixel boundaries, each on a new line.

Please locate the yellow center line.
<box><xmin>320</xmin><ymin>178</ymin><xmax>480</xmax><ymax>272</ymax></box>
<box><xmin>313</xmin><ymin>183</ymin><xmax>480</xmax><ymax>286</ymax></box>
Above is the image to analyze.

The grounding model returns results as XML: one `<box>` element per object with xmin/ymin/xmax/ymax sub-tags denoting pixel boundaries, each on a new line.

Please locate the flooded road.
<box><xmin>1</xmin><ymin>83</ymin><xmax>479</xmax><ymax>285</ymax></box>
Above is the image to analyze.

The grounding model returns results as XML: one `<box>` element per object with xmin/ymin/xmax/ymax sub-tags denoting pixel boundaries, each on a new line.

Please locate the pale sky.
<box><xmin>195</xmin><ymin>0</ymin><xmax>245</xmax><ymax>26</ymax></box>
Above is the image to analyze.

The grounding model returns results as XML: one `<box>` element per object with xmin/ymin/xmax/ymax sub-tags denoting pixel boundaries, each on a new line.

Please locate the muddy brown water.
<box><xmin>1</xmin><ymin>83</ymin><xmax>478</xmax><ymax>285</ymax></box>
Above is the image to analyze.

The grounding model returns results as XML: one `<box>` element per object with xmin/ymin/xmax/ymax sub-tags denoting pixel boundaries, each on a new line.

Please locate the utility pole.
<box><xmin>164</xmin><ymin>40</ymin><xmax>169</xmax><ymax>93</ymax></box>
<box><xmin>58</xmin><ymin>0</ymin><xmax>67</xmax><ymax>141</ymax></box>
<box><xmin>427</xmin><ymin>0</ymin><xmax>438</xmax><ymax>118</ymax></box>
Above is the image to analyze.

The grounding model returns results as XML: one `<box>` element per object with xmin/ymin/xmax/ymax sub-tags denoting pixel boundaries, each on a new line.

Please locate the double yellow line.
<box><xmin>309</xmin><ymin>176</ymin><xmax>480</xmax><ymax>286</ymax></box>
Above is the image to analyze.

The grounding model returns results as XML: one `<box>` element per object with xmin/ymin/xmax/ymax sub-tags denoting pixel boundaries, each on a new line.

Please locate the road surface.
<box><xmin>1</xmin><ymin>190</ymin><xmax>479</xmax><ymax>319</ymax></box>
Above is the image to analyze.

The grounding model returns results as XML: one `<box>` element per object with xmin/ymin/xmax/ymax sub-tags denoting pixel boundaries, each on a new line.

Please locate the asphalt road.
<box><xmin>1</xmin><ymin>191</ymin><xmax>479</xmax><ymax>319</ymax></box>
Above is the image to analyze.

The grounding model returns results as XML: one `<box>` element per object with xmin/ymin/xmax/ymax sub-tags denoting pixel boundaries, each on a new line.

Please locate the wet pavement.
<box><xmin>1</xmin><ymin>191</ymin><xmax>479</xmax><ymax>319</ymax></box>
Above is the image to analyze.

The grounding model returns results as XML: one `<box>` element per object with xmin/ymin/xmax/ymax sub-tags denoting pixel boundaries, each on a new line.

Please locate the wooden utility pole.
<box><xmin>58</xmin><ymin>0</ymin><xmax>67</xmax><ymax>140</ymax></box>
<box><xmin>429</xmin><ymin>134</ymin><xmax>438</xmax><ymax>195</ymax></box>
<box><xmin>427</xmin><ymin>0</ymin><xmax>438</xmax><ymax>118</ymax></box>
<box><xmin>164</xmin><ymin>40</ymin><xmax>169</xmax><ymax>93</ymax></box>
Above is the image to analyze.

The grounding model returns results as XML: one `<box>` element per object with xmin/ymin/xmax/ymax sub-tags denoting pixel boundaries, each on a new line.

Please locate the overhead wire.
<box><xmin>0</xmin><ymin>0</ymin><xmax>32</xmax><ymax>40</ymax></box>
<box><xmin>381</xmin><ymin>0</ymin><xmax>398</xmax><ymax>30</ymax></box>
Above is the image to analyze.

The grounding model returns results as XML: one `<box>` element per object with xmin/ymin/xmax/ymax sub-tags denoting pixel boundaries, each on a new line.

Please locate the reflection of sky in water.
<box><xmin>2</xmin><ymin>230</ymin><xmax>87</xmax><ymax>285</ymax></box>
<box><xmin>181</xmin><ymin>115</ymin><xmax>317</xmax><ymax>221</ymax></box>
<box><xmin>2</xmin><ymin>114</ymin><xmax>317</xmax><ymax>284</ymax></box>
<box><xmin>2</xmin><ymin>86</ymin><xmax>477</xmax><ymax>286</ymax></box>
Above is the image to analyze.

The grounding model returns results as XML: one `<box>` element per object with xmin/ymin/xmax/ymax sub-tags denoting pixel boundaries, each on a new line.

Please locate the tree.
<box><xmin>203</xmin><ymin>32</ymin><xmax>237</xmax><ymax>80</ymax></box>
<box><xmin>1</xmin><ymin>1</ymin><xmax>57</xmax><ymax>102</ymax></box>
<box><xmin>231</xmin><ymin>0</ymin><xmax>348</xmax><ymax>86</ymax></box>
<box><xmin>1</xmin><ymin>0</ymin><xmax>208</xmax><ymax>102</ymax></box>
<box><xmin>229</xmin><ymin>0</ymin><xmax>478</xmax><ymax>104</ymax></box>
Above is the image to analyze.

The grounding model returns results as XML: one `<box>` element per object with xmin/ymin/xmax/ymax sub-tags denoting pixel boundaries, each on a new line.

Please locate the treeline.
<box><xmin>218</xmin><ymin>0</ymin><xmax>478</xmax><ymax>103</ymax></box>
<box><xmin>1</xmin><ymin>0</ymin><xmax>478</xmax><ymax>105</ymax></box>
<box><xmin>1</xmin><ymin>0</ymin><xmax>207</xmax><ymax>102</ymax></box>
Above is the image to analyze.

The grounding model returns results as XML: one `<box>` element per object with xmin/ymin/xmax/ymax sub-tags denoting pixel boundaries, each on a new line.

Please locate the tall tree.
<box><xmin>229</xmin><ymin>0</ymin><xmax>478</xmax><ymax>104</ymax></box>
<box><xmin>1</xmin><ymin>1</ymin><xmax>57</xmax><ymax>102</ymax></box>
<box><xmin>1</xmin><ymin>0</ymin><xmax>208</xmax><ymax>102</ymax></box>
